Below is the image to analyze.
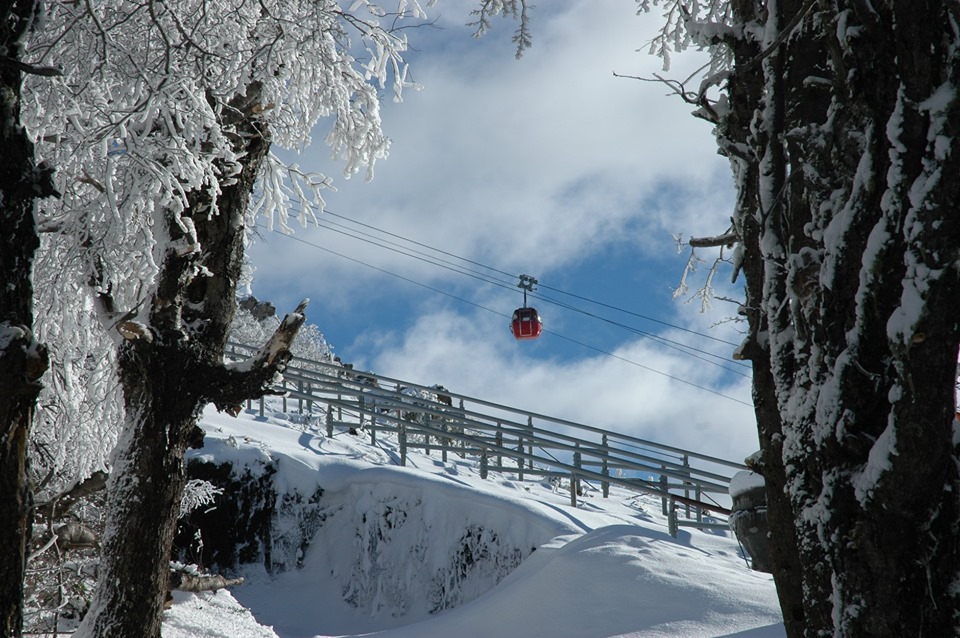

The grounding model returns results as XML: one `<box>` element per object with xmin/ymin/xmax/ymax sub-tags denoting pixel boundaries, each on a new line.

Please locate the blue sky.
<box><xmin>247</xmin><ymin>1</ymin><xmax>759</xmax><ymax>463</ymax></box>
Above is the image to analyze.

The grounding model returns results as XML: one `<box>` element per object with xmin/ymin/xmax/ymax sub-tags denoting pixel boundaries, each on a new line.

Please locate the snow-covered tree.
<box><xmin>0</xmin><ymin>1</ymin><xmax>56</xmax><ymax>635</ymax></box>
<box><xmin>635</xmin><ymin>1</ymin><xmax>960</xmax><ymax>635</ymax></box>
<box><xmin>20</xmin><ymin>1</ymin><xmax>431</xmax><ymax>636</ymax></box>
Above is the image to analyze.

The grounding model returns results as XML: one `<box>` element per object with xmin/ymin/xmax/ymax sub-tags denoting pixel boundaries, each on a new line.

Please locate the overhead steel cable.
<box><xmin>311</xmin><ymin>217</ymin><xmax>747</xmax><ymax>373</ymax></box>
<box><xmin>305</xmin><ymin>207</ymin><xmax>741</xmax><ymax>349</ymax></box>
<box><xmin>540</xmin><ymin>328</ymin><xmax>753</xmax><ymax>408</ymax></box>
<box><xmin>527</xmin><ymin>290</ymin><xmax>750</xmax><ymax>377</ymax></box>
<box><xmin>272</xmin><ymin>228</ymin><xmax>499</xmax><ymax>315</ymax></box>
<box><xmin>259</xmin><ymin>218</ymin><xmax>748</xmax><ymax>375</ymax></box>
<box><xmin>323</xmin><ymin>209</ymin><xmax>517</xmax><ymax>279</ymax></box>
<box><xmin>312</xmin><ymin>217</ymin><xmax>518</xmax><ymax>291</ymax></box>
<box><xmin>271</xmin><ymin>208</ymin><xmax>750</xmax><ymax>371</ymax></box>
<box><xmin>256</xmin><ymin>225</ymin><xmax>754</xmax><ymax>407</ymax></box>
<box><xmin>536</xmin><ymin>282</ymin><xmax>741</xmax><ymax>348</ymax></box>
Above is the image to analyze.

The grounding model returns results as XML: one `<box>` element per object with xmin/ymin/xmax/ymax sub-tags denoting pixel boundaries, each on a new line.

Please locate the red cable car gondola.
<box><xmin>511</xmin><ymin>274</ymin><xmax>543</xmax><ymax>340</ymax></box>
<box><xmin>511</xmin><ymin>306</ymin><xmax>543</xmax><ymax>340</ymax></box>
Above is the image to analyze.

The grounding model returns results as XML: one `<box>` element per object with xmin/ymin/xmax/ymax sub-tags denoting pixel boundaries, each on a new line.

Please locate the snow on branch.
<box><xmin>23</xmin><ymin>0</ymin><xmax>429</xmax><ymax>321</ymax></box>
<box><xmin>469</xmin><ymin>0</ymin><xmax>533</xmax><ymax>58</ymax></box>
<box><xmin>636</xmin><ymin>0</ymin><xmax>734</xmax><ymax>73</ymax></box>
<box><xmin>216</xmin><ymin>299</ymin><xmax>309</xmax><ymax>413</ymax></box>
<box><xmin>689</xmin><ymin>230</ymin><xmax>739</xmax><ymax>247</ymax></box>
<box><xmin>252</xmin><ymin>155</ymin><xmax>332</xmax><ymax>235</ymax></box>
<box><xmin>0</xmin><ymin>56</ymin><xmax>62</xmax><ymax>76</ymax></box>
<box><xmin>179</xmin><ymin>479</ymin><xmax>223</xmax><ymax>519</ymax></box>
<box><xmin>672</xmin><ymin>233</ymin><xmax>740</xmax><ymax>313</ymax></box>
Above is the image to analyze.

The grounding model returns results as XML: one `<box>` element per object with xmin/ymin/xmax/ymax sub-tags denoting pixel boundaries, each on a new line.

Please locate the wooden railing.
<box><xmin>227</xmin><ymin>342</ymin><xmax>747</xmax><ymax>536</ymax></box>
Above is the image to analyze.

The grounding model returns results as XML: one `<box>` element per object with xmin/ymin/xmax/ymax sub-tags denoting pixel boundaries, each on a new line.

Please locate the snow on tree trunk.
<box><xmin>76</xmin><ymin>94</ymin><xmax>306</xmax><ymax>638</ymax></box>
<box><xmin>0</xmin><ymin>1</ymin><xmax>54</xmax><ymax>634</ymax></box>
<box><xmin>21</xmin><ymin>1</ymin><xmax>427</xmax><ymax>633</ymax></box>
<box><xmin>719</xmin><ymin>1</ymin><xmax>960</xmax><ymax>635</ymax></box>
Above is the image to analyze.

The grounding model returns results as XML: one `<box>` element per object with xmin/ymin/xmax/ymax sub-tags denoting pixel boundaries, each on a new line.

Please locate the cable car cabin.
<box><xmin>511</xmin><ymin>307</ymin><xmax>543</xmax><ymax>340</ymax></box>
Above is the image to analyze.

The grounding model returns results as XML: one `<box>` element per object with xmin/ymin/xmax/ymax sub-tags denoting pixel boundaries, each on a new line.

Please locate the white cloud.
<box><xmin>249</xmin><ymin>0</ymin><xmax>734</xmax><ymax>306</ymax></box>
<box><xmin>362</xmin><ymin>308</ymin><xmax>758</xmax><ymax>465</ymax></box>
<box><xmin>249</xmin><ymin>1</ymin><xmax>757</xmax><ymax>467</ymax></box>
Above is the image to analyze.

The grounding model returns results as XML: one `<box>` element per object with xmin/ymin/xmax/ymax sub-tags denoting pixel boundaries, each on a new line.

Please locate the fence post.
<box><xmin>298</xmin><ymin>379</ymin><xmax>304</xmax><ymax>413</ymax></box>
<box><xmin>326</xmin><ymin>405</ymin><xmax>334</xmax><ymax>437</ymax></box>
<box><xmin>259</xmin><ymin>397</ymin><xmax>264</xmax><ymax>418</ymax></box>
<box><xmin>459</xmin><ymin>399</ymin><xmax>466</xmax><ymax>458</ymax></box>
<box><xmin>441</xmin><ymin>420</ymin><xmax>448</xmax><ymax>463</ymax></box>
<box><xmin>399</xmin><ymin>423</ymin><xmax>407</xmax><ymax>467</ymax></box>
<box><xmin>660</xmin><ymin>469</ymin><xmax>669</xmax><ymax>515</ymax></box>
<box><xmin>517</xmin><ymin>435</ymin><xmax>524</xmax><ymax>482</ymax></box>
<box><xmin>526</xmin><ymin>415</ymin><xmax>534</xmax><ymax>473</ymax></box>
<box><xmin>496</xmin><ymin>423</ymin><xmax>503</xmax><ymax>469</ymax></box>
<box><xmin>424</xmin><ymin>418</ymin><xmax>431</xmax><ymax>456</ymax></box>
<box><xmin>668</xmin><ymin>498</ymin><xmax>678</xmax><ymax>538</ymax></box>
<box><xmin>571</xmin><ymin>445</ymin><xmax>581</xmax><ymax>507</ymax></box>
<box><xmin>480</xmin><ymin>448</ymin><xmax>488</xmax><ymax>479</ymax></box>
<box><xmin>601</xmin><ymin>434</ymin><xmax>609</xmax><ymax>498</ymax></box>
<box><xmin>337</xmin><ymin>380</ymin><xmax>342</xmax><ymax>420</ymax></box>
<box><xmin>306</xmin><ymin>381</ymin><xmax>313</xmax><ymax>415</ymax></box>
<box><xmin>683</xmin><ymin>454</ymin><xmax>691</xmax><ymax>519</ymax></box>
<box><xmin>282</xmin><ymin>379</ymin><xmax>287</xmax><ymax>413</ymax></box>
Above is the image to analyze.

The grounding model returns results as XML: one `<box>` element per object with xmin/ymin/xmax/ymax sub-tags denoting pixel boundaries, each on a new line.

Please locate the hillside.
<box><xmin>162</xmin><ymin>401</ymin><xmax>785</xmax><ymax>638</ymax></box>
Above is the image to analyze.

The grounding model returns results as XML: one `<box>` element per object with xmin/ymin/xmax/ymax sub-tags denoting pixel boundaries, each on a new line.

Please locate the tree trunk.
<box><xmin>0</xmin><ymin>1</ymin><xmax>52</xmax><ymax>635</ymax></box>
<box><xmin>723</xmin><ymin>1</ymin><xmax>960</xmax><ymax>635</ymax></box>
<box><xmin>77</xmin><ymin>87</ymin><xmax>306</xmax><ymax>638</ymax></box>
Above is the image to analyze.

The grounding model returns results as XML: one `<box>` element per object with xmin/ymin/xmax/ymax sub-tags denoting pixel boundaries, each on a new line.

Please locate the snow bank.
<box><xmin>370</xmin><ymin>525</ymin><xmax>784</xmax><ymax>638</ymax></box>
<box><xmin>163</xmin><ymin>590</ymin><xmax>279</xmax><ymax>638</ymax></box>
<box><xmin>172</xmin><ymin>404</ymin><xmax>783</xmax><ymax>638</ymax></box>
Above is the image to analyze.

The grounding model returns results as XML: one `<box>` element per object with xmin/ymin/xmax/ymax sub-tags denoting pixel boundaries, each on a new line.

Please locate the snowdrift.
<box><xmin>171</xmin><ymin>404</ymin><xmax>784</xmax><ymax>638</ymax></box>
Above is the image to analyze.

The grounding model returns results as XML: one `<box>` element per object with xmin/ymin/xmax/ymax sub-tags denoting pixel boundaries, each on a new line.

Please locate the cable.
<box><xmin>278</xmin><ymin>205</ymin><xmax>740</xmax><ymax>347</ymax></box>
<box><xmin>540</xmin><ymin>328</ymin><xmax>753</xmax><ymax>407</ymax></box>
<box><xmin>536</xmin><ymin>282</ymin><xmax>740</xmax><ymax>348</ymax></box>
<box><xmin>256</xmin><ymin>227</ymin><xmax>754</xmax><ymax>407</ymax></box>
<box><xmin>312</xmin><ymin>218</ymin><xmax>518</xmax><ymax>291</ymax></box>
<box><xmin>323</xmin><ymin>209</ymin><xmax>516</xmax><ymax>279</ymax></box>
<box><xmin>273</xmin><ymin>230</ymin><xmax>500</xmax><ymax>315</ymax></box>
<box><xmin>312</xmin><ymin>218</ymin><xmax>746</xmax><ymax>376</ymax></box>
<box><xmin>267</xmin><ymin>209</ymin><xmax>750</xmax><ymax>373</ymax></box>
<box><xmin>527</xmin><ymin>290</ymin><xmax>749</xmax><ymax>377</ymax></box>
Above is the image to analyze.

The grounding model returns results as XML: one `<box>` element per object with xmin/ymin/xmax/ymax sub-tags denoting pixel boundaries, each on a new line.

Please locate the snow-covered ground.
<box><xmin>164</xmin><ymin>404</ymin><xmax>784</xmax><ymax>638</ymax></box>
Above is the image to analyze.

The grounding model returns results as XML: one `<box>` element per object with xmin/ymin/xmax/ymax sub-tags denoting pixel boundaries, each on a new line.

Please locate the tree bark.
<box><xmin>721</xmin><ymin>1</ymin><xmax>960</xmax><ymax>635</ymax></box>
<box><xmin>77</xmin><ymin>87</ymin><xmax>305</xmax><ymax>638</ymax></box>
<box><xmin>0</xmin><ymin>1</ymin><xmax>53</xmax><ymax>635</ymax></box>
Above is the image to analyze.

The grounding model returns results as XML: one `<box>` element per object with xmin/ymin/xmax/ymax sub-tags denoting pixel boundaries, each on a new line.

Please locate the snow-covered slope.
<box><xmin>165</xmin><ymin>404</ymin><xmax>784</xmax><ymax>638</ymax></box>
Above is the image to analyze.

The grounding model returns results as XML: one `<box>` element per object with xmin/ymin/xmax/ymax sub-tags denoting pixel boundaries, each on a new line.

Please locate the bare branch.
<box><xmin>689</xmin><ymin>231</ymin><xmax>739</xmax><ymax>248</ymax></box>
<box><xmin>0</xmin><ymin>56</ymin><xmax>63</xmax><ymax>76</ymax></box>
<box><xmin>251</xmin><ymin>298</ymin><xmax>309</xmax><ymax>369</ymax></box>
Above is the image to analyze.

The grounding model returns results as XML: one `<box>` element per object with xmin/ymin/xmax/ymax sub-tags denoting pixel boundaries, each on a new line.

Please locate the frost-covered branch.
<box><xmin>0</xmin><ymin>56</ymin><xmax>62</xmax><ymax>76</ymax></box>
<box><xmin>672</xmin><ymin>233</ymin><xmax>740</xmax><ymax>313</ymax></box>
<box><xmin>469</xmin><ymin>0</ymin><xmax>533</xmax><ymax>58</ymax></box>
<box><xmin>178</xmin><ymin>479</ymin><xmax>223</xmax><ymax>518</ymax></box>
<box><xmin>252</xmin><ymin>155</ymin><xmax>333</xmax><ymax>234</ymax></box>
<box><xmin>637</xmin><ymin>0</ymin><xmax>734</xmax><ymax>73</ymax></box>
